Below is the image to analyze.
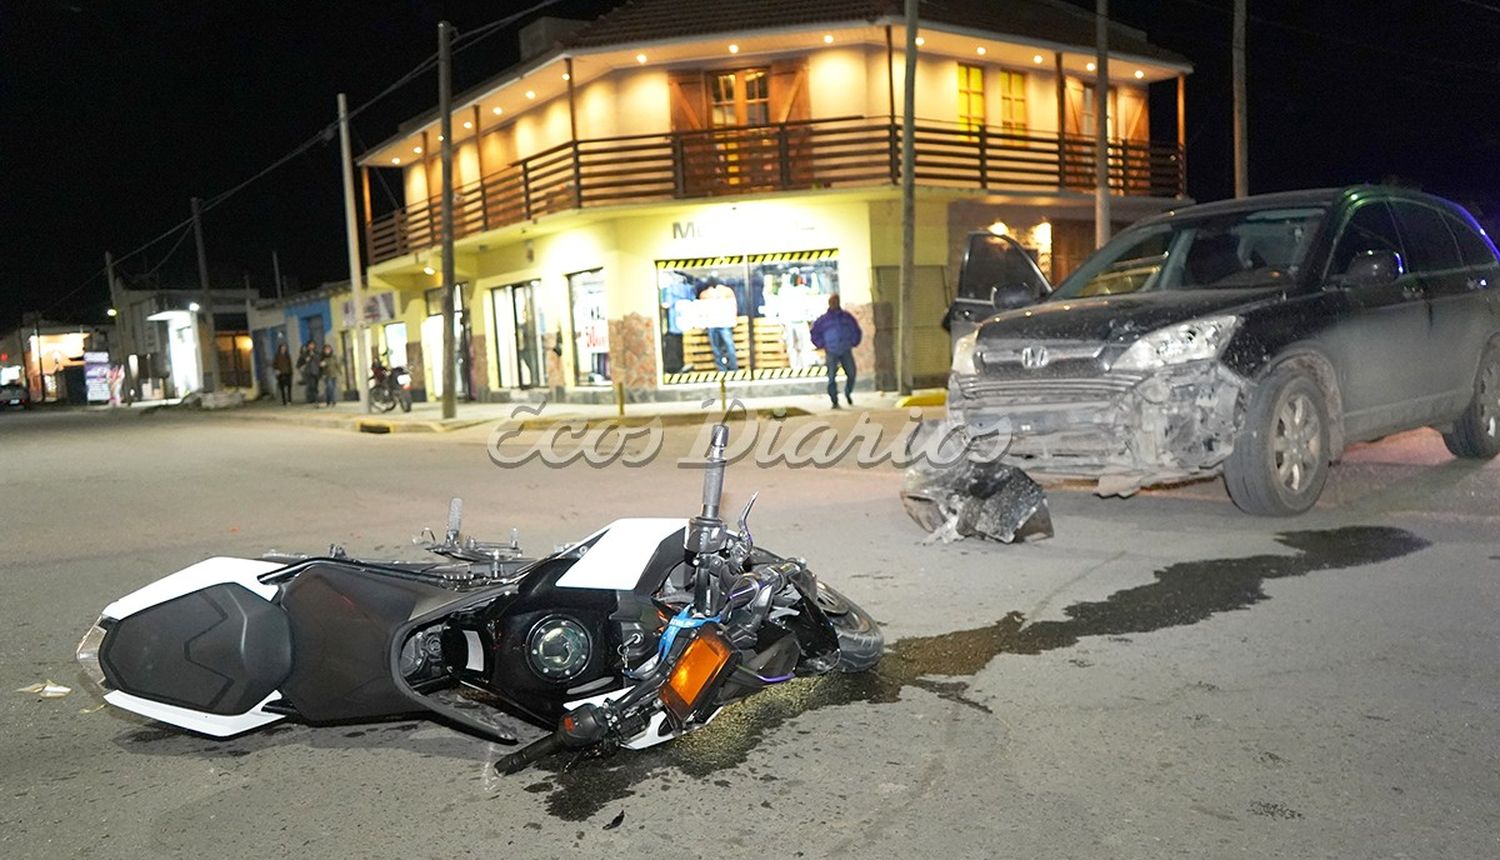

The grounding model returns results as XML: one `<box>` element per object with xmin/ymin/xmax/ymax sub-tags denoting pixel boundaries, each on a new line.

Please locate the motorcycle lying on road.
<box><xmin>76</xmin><ymin>425</ymin><xmax>883</xmax><ymax>772</ymax></box>
<box><xmin>368</xmin><ymin>357</ymin><xmax>413</xmax><ymax>413</ymax></box>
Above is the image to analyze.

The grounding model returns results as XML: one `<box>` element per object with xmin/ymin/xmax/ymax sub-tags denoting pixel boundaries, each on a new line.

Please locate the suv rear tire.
<box><xmin>1224</xmin><ymin>369</ymin><xmax>1331</xmax><ymax>516</ymax></box>
<box><xmin>1441</xmin><ymin>345</ymin><xmax>1500</xmax><ymax>460</ymax></box>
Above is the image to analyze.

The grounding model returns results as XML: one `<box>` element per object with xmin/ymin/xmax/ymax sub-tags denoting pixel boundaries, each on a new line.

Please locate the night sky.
<box><xmin>4</xmin><ymin>0</ymin><xmax>1499</xmax><ymax>327</ymax></box>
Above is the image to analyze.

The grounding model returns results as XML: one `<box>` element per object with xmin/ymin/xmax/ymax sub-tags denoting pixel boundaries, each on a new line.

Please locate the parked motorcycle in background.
<box><xmin>76</xmin><ymin>424</ymin><xmax>883</xmax><ymax>773</ymax></box>
<box><xmin>368</xmin><ymin>357</ymin><xmax>412</xmax><ymax>413</ymax></box>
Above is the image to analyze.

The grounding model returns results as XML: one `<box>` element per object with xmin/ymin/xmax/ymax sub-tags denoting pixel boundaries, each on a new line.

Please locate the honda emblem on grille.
<box><xmin>1019</xmin><ymin>344</ymin><xmax>1050</xmax><ymax>369</ymax></box>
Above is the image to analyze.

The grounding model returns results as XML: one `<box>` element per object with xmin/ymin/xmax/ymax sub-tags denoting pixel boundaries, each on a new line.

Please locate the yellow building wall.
<box><xmin>808</xmin><ymin>45</ymin><xmax>871</xmax><ymax>120</ymax></box>
<box><xmin>512</xmin><ymin>97</ymin><xmax>572</xmax><ymax>161</ymax></box>
<box><xmin>615</xmin><ymin>68</ymin><xmax>669</xmax><ymax>136</ymax></box>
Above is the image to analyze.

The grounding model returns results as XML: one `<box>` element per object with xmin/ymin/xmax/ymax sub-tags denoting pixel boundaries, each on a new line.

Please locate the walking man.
<box><xmin>809</xmin><ymin>293</ymin><xmax>862</xmax><ymax>409</ymax></box>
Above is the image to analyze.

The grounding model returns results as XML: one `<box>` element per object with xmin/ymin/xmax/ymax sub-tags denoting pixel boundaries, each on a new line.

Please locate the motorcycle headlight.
<box><xmin>1112</xmin><ymin>314</ymin><xmax>1239</xmax><ymax>372</ymax></box>
<box><xmin>526</xmin><ymin>617</ymin><xmax>592</xmax><ymax>681</ymax></box>
<box><xmin>952</xmin><ymin>331</ymin><xmax>979</xmax><ymax>375</ymax></box>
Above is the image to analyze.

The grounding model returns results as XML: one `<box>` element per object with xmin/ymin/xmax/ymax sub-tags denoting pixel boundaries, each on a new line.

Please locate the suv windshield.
<box><xmin>1050</xmin><ymin>206</ymin><xmax>1327</xmax><ymax>299</ymax></box>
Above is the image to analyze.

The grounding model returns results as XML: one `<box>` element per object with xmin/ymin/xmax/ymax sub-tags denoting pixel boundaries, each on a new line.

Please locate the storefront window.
<box><xmin>491</xmin><ymin>281</ymin><xmax>545</xmax><ymax>389</ymax></box>
<box><xmin>569</xmin><ymin>269</ymin><xmax>609</xmax><ymax>385</ymax></box>
<box><xmin>657</xmin><ymin>250</ymin><xmax>838</xmax><ymax>384</ymax></box>
<box><xmin>421</xmin><ymin>286</ymin><xmax>469</xmax><ymax>399</ymax></box>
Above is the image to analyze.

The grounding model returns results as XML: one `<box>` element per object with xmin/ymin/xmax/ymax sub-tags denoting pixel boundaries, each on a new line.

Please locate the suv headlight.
<box><xmin>952</xmin><ymin>331</ymin><xmax>979</xmax><ymax>375</ymax></box>
<box><xmin>1113</xmin><ymin>314</ymin><xmax>1239</xmax><ymax>372</ymax></box>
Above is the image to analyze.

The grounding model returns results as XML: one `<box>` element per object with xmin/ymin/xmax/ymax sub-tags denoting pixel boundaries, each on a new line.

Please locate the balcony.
<box><xmin>365</xmin><ymin>116</ymin><xmax>1185</xmax><ymax>266</ymax></box>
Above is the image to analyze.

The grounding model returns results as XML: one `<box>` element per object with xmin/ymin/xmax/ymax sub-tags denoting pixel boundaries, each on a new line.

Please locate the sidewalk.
<box><xmin>207</xmin><ymin>389</ymin><xmax>928</xmax><ymax>434</ymax></box>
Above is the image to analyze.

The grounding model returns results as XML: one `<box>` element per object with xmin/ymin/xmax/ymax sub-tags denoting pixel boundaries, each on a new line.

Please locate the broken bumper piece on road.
<box><xmin>901</xmin><ymin>430</ymin><xmax>1054</xmax><ymax>544</ymax></box>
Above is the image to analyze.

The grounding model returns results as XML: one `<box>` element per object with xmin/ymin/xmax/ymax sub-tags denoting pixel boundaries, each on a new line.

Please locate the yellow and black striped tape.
<box><xmin>655</xmin><ymin>249</ymin><xmax>837</xmax><ymax>270</ymax></box>
<box><xmin>662</xmin><ymin>366</ymin><xmax>826</xmax><ymax>385</ymax></box>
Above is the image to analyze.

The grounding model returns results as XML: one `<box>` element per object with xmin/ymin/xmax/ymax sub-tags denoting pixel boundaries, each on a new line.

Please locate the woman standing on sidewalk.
<box><xmin>319</xmin><ymin>343</ymin><xmax>341</xmax><ymax>408</ymax></box>
<box><xmin>272</xmin><ymin>343</ymin><xmax>293</xmax><ymax>406</ymax></box>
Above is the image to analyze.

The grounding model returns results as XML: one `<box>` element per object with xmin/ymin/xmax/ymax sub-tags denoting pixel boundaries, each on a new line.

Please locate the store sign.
<box><xmin>84</xmin><ymin>351</ymin><xmax>111</xmax><ymax>404</ymax></box>
<box><xmin>342</xmin><ymin>291</ymin><xmax>398</xmax><ymax>326</ymax></box>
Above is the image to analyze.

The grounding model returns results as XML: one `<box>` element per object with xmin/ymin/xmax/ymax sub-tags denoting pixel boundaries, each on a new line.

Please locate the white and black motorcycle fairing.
<box><xmin>76</xmin><ymin>428</ymin><xmax>882</xmax><ymax>763</ymax></box>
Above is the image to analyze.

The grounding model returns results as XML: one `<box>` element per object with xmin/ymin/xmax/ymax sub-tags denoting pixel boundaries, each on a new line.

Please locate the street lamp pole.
<box><xmin>337</xmin><ymin>92</ymin><xmax>370</xmax><ymax>412</ymax></box>
<box><xmin>438</xmin><ymin>20</ymin><xmax>457</xmax><ymax>420</ymax></box>
<box><xmin>897</xmin><ymin>0</ymin><xmax>918</xmax><ymax>396</ymax></box>
<box><xmin>190</xmin><ymin>196</ymin><xmax>218</xmax><ymax>393</ymax></box>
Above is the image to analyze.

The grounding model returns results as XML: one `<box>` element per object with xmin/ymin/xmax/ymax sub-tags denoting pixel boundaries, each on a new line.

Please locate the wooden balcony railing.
<box><xmin>366</xmin><ymin>116</ymin><xmax>1185</xmax><ymax>265</ymax></box>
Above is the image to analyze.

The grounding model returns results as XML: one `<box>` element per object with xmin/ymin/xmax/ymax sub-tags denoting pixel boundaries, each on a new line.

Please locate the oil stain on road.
<box><xmin>531</xmin><ymin>525</ymin><xmax>1430</xmax><ymax>821</ymax></box>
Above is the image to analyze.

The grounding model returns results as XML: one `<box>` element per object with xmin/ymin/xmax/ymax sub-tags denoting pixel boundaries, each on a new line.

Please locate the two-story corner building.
<box><xmin>355</xmin><ymin>0</ymin><xmax>1191</xmax><ymax>403</ymax></box>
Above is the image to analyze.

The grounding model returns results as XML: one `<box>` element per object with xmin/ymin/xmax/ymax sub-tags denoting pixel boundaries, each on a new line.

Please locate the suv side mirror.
<box><xmin>1343</xmin><ymin>250</ymin><xmax>1404</xmax><ymax>288</ymax></box>
<box><xmin>991</xmin><ymin>284</ymin><xmax>1038</xmax><ymax>310</ymax></box>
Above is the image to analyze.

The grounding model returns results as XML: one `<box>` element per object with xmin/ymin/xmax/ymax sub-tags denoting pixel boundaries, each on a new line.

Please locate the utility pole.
<box><xmin>337</xmin><ymin>92</ymin><xmax>370</xmax><ymax>412</ymax></box>
<box><xmin>1094</xmin><ymin>0</ymin><xmax>1112</xmax><ymax>248</ymax></box>
<box><xmin>438</xmin><ymin>19</ymin><xmax>457</xmax><ymax>419</ymax></box>
<box><xmin>190</xmin><ymin>196</ymin><xmax>218</xmax><ymax>392</ymax></box>
<box><xmin>897</xmin><ymin>0</ymin><xmax>918</xmax><ymax>396</ymax></box>
<box><xmin>1232</xmin><ymin>0</ymin><xmax>1249</xmax><ymax>197</ymax></box>
<box><xmin>271</xmin><ymin>250</ymin><xmax>285</xmax><ymax>300</ymax></box>
<box><xmin>104</xmin><ymin>251</ymin><xmax>135</xmax><ymax>403</ymax></box>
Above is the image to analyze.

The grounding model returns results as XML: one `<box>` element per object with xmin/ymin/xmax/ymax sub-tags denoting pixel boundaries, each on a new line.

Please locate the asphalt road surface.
<box><xmin>2</xmin><ymin>407</ymin><xmax>1498</xmax><ymax>859</ymax></box>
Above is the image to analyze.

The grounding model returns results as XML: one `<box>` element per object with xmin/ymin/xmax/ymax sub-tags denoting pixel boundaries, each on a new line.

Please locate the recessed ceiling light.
<box><xmin>635</xmin><ymin>53</ymin><xmax>647</xmax><ymax>64</ymax></box>
<box><xmin>728</xmin><ymin>43</ymin><xmax>739</xmax><ymax>54</ymax></box>
<box><xmin>462</xmin><ymin>120</ymin><xmax>472</xmax><ymax>130</ymax></box>
<box><xmin>525</xmin><ymin>90</ymin><xmax>536</xmax><ymax>99</ymax></box>
<box><xmin>437</xmin><ymin>134</ymin><xmax>444</xmax><ymax>141</ymax></box>
<box><xmin>976</xmin><ymin>46</ymin><xmax>987</xmax><ymax>55</ymax></box>
<box><xmin>1134</xmin><ymin>69</ymin><xmax>1145</xmax><ymax>79</ymax></box>
<box><xmin>391</xmin><ymin>157</ymin><xmax>401</xmax><ymax>164</ymax></box>
<box><xmin>492</xmin><ymin>106</ymin><xmax>503</xmax><ymax>115</ymax></box>
<box><xmin>1033</xmin><ymin>54</ymin><xmax>1044</xmax><ymax>64</ymax></box>
<box><xmin>562</xmin><ymin>73</ymin><xmax>570</xmax><ymax>81</ymax></box>
<box><xmin>413</xmin><ymin>146</ymin><xmax>423</xmax><ymax>154</ymax></box>
<box><xmin>914</xmin><ymin>36</ymin><xmax>925</xmax><ymax>46</ymax></box>
<box><xmin>823</xmin><ymin>34</ymin><xmax>834</xmax><ymax>44</ymax></box>
<box><xmin>423</xmin><ymin>266</ymin><xmax>435</xmax><ymax>275</ymax></box>
<box><xmin>1086</xmin><ymin>61</ymin><xmax>1097</xmax><ymax>71</ymax></box>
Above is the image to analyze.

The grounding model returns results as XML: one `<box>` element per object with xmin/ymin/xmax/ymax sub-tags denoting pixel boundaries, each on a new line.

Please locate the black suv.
<box><xmin>947</xmin><ymin>186</ymin><xmax>1500</xmax><ymax>515</ymax></box>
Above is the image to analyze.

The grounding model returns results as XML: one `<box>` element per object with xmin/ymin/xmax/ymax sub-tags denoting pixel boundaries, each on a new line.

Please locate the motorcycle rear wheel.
<box><xmin>815</xmin><ymin>583</ymin><xmax>883</xmax><ymax>671</ymax></box>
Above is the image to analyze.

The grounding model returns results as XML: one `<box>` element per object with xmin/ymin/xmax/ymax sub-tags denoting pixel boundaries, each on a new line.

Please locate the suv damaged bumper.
<box><xmin>948</xmin><ymin>361</ymin><xmax>1250</xmax><ymax>496</ymax></box>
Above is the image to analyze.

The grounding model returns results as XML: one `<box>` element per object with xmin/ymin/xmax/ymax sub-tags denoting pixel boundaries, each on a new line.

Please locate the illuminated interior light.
<box><xmin>635</xmin><ymin>53</ymin><xmax>647</xmax><ymax>64</ymax></box>
<box><xmin>413</xmin><ymin>146</ymin><xmax>423</xmax><ymax>154</ymax></box>
<box><xmin>525</xmin><ymin>90</ymin><xmax>536</xmax><ymax>99</ymax></box>
<box><xmin>987</xmin><ymin>221</ymin><xmax>1010</xmax><ymax>237</ymax></box>
<box><xmin>1134</xmin><ymin>69</ymin><xmax>1145</xmax><ymax>79</ymax></box>
<box><xmin>1086</xmin><ymin>61</ymin><xmax>1097</xmax><ymax>72</ymax></box>
<box><xmin>728</xmin><ymin>44</ymin><xmax>739</xmax><ymax>54</ymax></box>
<box><xmin>492</xmin><ymin>106</ymin><xmax>503</xmax><ymax>115</ymax></box>
<box><xmin>914</xmin><ymin>36</ymin><xmax>925</xmax><ymax>46</ymax></box>
<box><xmin>823</xmin><ymin>34</ymin><xmax>834</xmax><ymax>44</ymax></box>
<box><xmin>562</xmin><ymin>73</ymin><xmax>570</xmax><ymax>81</ymax></box>
<box><xmin>188</xmin><ymin>302</ymin><xmax>201</xmax><ymax>312</ymax></box>
<box><xmin>463</xmin><ymin>120</ymin><xmax>473</xmax><ymax>129</ymax></box>
<box><xmin>976</xmin><ymin>46</ymin><xmax>987</xmax><ymax>56</ymax></box>
<box><xmin>1033</xmin><ymin>54</ymin><xmax>1044</xmax><ymax>64</ymax></box>
<box><xmin>391</xmin><ymin>157</ymin><xmax>401</xmax><ymax>164</ymax></box>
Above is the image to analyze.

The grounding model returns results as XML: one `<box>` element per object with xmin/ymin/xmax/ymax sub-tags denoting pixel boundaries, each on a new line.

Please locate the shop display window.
<box><xmin>656</xmin><ymin>250</ymin><xmax>838</xmax><ymax>384</ymax></box>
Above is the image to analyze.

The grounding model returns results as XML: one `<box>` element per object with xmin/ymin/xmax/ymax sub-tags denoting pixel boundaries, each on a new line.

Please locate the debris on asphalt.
<box><xmin>901</xmin><ymin>419</ymin><xmax>1053</xmax><ymax>544</ymax></box>
<box><xmin>603</xmin><ymin>810</ymin><xmax>625</xmax><ymax>830</ymax></box>
<box><xmin>17</xmin><ymin>680</ymin><xmax>72</xmax><ymax>698</ymax></box>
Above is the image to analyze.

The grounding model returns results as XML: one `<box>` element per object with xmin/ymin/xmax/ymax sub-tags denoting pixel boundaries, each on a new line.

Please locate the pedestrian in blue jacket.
<box><xmin>809</xmin><ymin>293</ymin><xmax>862</xmax><ymax>409</ymax></box>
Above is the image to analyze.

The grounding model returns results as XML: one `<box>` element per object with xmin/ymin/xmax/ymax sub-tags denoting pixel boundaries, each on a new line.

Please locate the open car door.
<box><xmin>945</xmin><ymin>232</ymin><xmax>1051</xmax><ymax>350</ymax></box>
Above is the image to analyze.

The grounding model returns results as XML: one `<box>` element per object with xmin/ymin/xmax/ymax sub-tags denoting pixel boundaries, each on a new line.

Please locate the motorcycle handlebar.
<box><xmin>494</xmin><ymin>730</ymin><xmax>566</xmax><ymax>775</ymax></box>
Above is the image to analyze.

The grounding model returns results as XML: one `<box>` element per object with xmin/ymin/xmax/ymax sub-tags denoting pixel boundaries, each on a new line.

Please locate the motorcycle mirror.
<box><xmin>737</xmin><ymin>491</ymin><xmax>759</xmax><ymax>547</ymax></box>
<box><xmin>446</xmin><ymin>497</ymin><xmax>464</xmax><ymax>543</ymax></box>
